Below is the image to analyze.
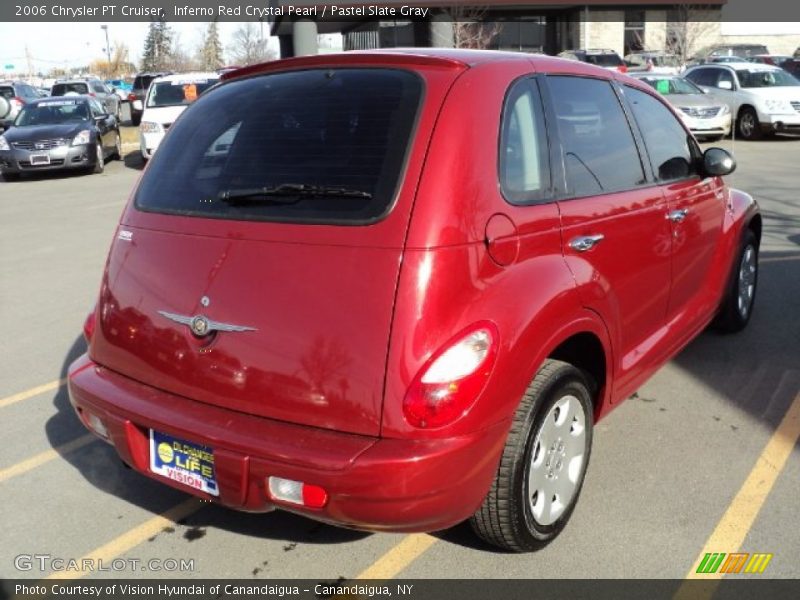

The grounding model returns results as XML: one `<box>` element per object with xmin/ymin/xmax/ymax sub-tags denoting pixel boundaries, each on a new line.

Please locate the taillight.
<box><xmin>267</xmin><ymin>477</ymin><xmax>328</xmax><ymax>508</ymax></box>
<box><xmin>618</xmin><ymin>64</ymin><xmax>628</xmax><ymax>73</ymax></box>
<box><xmin>403</xmin><ymin>322</ymin><xmax>498</xmax><ymax>429</ymax></box>
<box><xmin>83</xmin><ymin>307</ymin><xmax>97</xmax><ymax>343</ymax></box>
<box><xmin>88</xmin><ymin>92</ymin><xmax>96</xmax><ymax>97</ymax></box>
<box><xmin>11</xmin><ymin>96</ymin><xmax>24</xmax><ymax>110</ymax></box>
<box><xmin>128</xmin><ymin>93</ymin><xmax>136</xmax><ymax>102</ymax></box>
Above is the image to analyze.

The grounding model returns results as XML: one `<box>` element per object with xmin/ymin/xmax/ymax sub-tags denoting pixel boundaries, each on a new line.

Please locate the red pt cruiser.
<box><xmin>68</xmin><ymin>49</ymin><xmax>760</xmax><ymax>551</ymax></box>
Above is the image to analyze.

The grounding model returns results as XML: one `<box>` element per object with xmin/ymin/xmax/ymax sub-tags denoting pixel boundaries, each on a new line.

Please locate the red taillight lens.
<box><xmin>11</xmin><ymin>97</ymin><xmax>24</xmax><ymax>110</ymax></box>
<box><xmin>618</xmin><ymin>64</ymin><xmax>628</xmax><ymax>73</ymax></box>
<box><xmin>128</xmin><ymin>93</ymin><xmax>136</xmax><ymax>102</ymax></box>
<box><xmin>88</xmin><ymin>92</ymin><xmax>96</xmax><ymax>97</ymax></box>
<box><xmin>83</xmin><ymin>307</ymin><xmax>97</xmax><ymax>343</ymax></box>
<box><xmin>403</xmin><ymin>323</ymin><xmax>498</xmax><ymax>429</ymax></box>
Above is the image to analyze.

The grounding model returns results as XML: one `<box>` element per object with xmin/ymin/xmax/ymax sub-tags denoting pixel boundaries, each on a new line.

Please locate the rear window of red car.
<box><xmin>134</xmin><ymin>68</ymin><xmax>423</xmax><ymax>225</ymax></box>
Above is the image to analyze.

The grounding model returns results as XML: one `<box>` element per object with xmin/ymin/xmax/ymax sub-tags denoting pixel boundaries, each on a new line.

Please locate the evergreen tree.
<box><xmin>141</xmin><ymin>19</ymin><xmax>173</xmax><ymax>71</ymax></box>
<box><xmin>199</xmin><ymin>21</ymin><xmax>224</xmax><ymax>70</ymax></box>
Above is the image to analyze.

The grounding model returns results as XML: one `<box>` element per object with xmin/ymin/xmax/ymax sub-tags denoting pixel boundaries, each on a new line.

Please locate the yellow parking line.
<box><xmin>0</xmin><ymin>434</ymin><xmax>96</xmax><ymax>483</ymax></box>
<box><xmin>675</xmin><ymin>391</ymin><xmax>800</xmax><ymax>596</ymax></box>
<box><xmin>759</xmin><ymin>255</ymin><xmax>799</xmax><ymax>264</ymax></box>
<box><xmin>46</xmin><ymin>498</ymin><xmax>202</xmax><ymax>580</ymax></box>
<box><xmin>356</xmin><ymin>534</ymin><xmax>438</xmax><ymax>579</ymax></box>
<box><xmin>0</xmin><ymin>378</ymin><xmax>66</xmax><ymax>408</ymax></box>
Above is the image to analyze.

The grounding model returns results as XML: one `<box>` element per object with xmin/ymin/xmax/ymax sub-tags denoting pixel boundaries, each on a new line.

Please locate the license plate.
<box><xmin>149</xmin><ymin>430</ymin><xmax>219</xmax><ymax>496</ymax></box>
<box><xmin>133</xmin><ymin>100</ymin><xmax>143</xmax><ymax>110</ymax></box>
<box><xmin>30</xmin><ymin>153</ymin><xmax>50</xmax><ymax>165</ymax></box>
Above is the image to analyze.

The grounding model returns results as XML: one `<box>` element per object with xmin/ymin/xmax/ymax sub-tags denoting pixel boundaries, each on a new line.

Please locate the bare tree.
<box><xmin>431</xmin><ymin>7</ymin><xmax>502</xmax><ymax>49</ymax></box>
<box><xmin>666</xmin><ymin>5</ymin><xmax>721</xmax><ymax>64</ymax></box>
<box><xmin>228</xmin><ymin>23</ymin><xmax>274</xmax><ymax>66</ymax></box>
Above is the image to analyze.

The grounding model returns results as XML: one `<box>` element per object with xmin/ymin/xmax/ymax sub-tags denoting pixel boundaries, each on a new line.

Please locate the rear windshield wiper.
<box><xmin>218</xmin><ymin>183</ymin><xmax>372</xmax><ymax>204</ymax></box>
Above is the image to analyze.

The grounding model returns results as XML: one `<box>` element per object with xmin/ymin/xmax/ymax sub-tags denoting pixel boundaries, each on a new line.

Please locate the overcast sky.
<box><xmin>0</xmin><ymin>21</ymin><xmax>282</xmax><ymax>75</ymax></box>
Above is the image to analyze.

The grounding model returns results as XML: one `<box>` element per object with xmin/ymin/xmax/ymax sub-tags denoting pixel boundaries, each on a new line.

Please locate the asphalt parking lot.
<box><xmin>0</xmin><ymin>132</ymin><xmax>798</xmax><ymax>582</ymax></box>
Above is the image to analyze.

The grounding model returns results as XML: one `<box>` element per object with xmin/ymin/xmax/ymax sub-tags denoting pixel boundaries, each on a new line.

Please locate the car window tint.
<box><xmin>92</xmin><ymin>82</ymin><xmax>107</xmax><ymax>94</ymax></box>
<box><xmin>52</xmin><ymin>83</ymin><xmax>89</xmax><ymax>95</ymax></box>
<box><xmin>624</xmin><ymin>86</ymin><xmax>698</xmax><ymax>182</ymax></box>
<box><xmin>547</xmin><ymin>76</ymin><xmax>644</xmax><ymax>197</ymax></box>
<box><xmin>135</xmin><ymin>68</ymin><xmax>423</xmax><ymax>224</ymax></box>
<box><xmin>0</xmin><ymin>86</ymin><xmax>13</xmax><ymax>100</ymax></box>
<box><xmin>686</xmin><ymin>68</ymin><xmax>717</xmax><ymax>87</ymax></box>
<box><xmin>500</xmin><ymin>79</ymin><xmax>550</xmax><ymax>204</ymax></box>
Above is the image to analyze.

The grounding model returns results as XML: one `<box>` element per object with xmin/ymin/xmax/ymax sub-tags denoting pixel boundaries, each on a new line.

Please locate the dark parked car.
<box><xmin>558</xmin><ymin>48</ymin><xmax>628</xmax><ymax>72</ymax></box>
<box><xmin>68</xmin><ymin>50</ymin><xmax>759</xmax><ymax>552</ymax></box>
<box><xmin>0</xmin><ymin>96</ymin><xmax>120</xmax><ymax>180</ymax></box>
<box><xmin>691</xmin><ymin>43</ymin><xmax>770</xmax><ymax>64</ymax></box>
<box><xmin>51</xmin><ymin>78</ymin><xmax>121</xmax><ymax>119</ymax></box>
<box><xmin>128</xmin><ymin>71</ymin><xmax>172</xmax><ymax>125</ymax></box>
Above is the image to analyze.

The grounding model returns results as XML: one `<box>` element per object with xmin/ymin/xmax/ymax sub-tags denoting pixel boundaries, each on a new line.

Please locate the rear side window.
<box><xmin>0</xmin><ymin>86</ymin><xmax>13</xmax><ymax>100</ymax></box>
<box><xmin>135</xmin><ymin>68</ymin><xmax>423</xmax><ymax>224</ymax></box>
<box><xmin>547</xmin><ymin>76</ymin><xmax>645</xmax><ymax>197</ymax></box>
<box><xmin>499</xmin><ymin>78</ymin><xmax>550</xmax><ymax>204</ymax></box>
<box><xmin>624</xmin><ymin>86</ymin><xmax>699</xmax><ymax>182</ymax></box>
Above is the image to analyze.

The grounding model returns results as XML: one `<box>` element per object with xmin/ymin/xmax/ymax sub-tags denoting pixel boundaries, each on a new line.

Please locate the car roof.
<box><xmin>151</xmin><ymin>72</ymin><xmax>220</xmax><ymax>83</ymax></box>
<box><xmin>32</xmin><ymin>95</ymin><xmax>92</xmax><ymax>103</ymax></box>
<box><xmin>690</xmin><ymin>62</ymin><xmax>778</xmax><ymax>71</ymax></box>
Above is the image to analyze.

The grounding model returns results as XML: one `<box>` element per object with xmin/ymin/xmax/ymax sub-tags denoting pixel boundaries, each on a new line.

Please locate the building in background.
<box><xmin>268</xmin><ymin>1</ymin><xmax>800</xmax><ymax>60</ymax></box>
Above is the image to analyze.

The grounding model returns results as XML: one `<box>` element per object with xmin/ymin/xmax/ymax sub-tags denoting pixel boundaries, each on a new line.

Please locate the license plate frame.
<box><xmin>149</xmin><ymin>429</ymin><xmax>219</xmax><ymax>496</ymax></box>
<box><xmin>30</xmin><ymin>153</ymin><xmax>51</xmax><ymax>166</ymax></box>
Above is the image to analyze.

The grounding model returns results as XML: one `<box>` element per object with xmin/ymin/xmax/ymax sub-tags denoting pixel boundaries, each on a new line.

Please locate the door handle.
<box><xmin>569</xmin><ymin>234</ymin><xmax>605</xmax><ymax>252</ymax></box>
<box><xmin>667</xmin><ymin>209</ymin><xmax>689</xmax><ymax>223</ymax></box>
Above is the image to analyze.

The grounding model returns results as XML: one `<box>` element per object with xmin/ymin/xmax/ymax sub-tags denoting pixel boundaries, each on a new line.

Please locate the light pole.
<box><xmin>100</xmin><ymin>25</ymin><xmax>111</xmax><ymax>75</ymax></box>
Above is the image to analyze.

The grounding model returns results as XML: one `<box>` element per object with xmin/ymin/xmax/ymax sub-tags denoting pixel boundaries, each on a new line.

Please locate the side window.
<box><xmin>90</xmin><ymin>99</ymin><xmax>105</xmax><ymax>116</ymax></box>
<box><xmin>686</xmin><ymin>68</ymin><xmax>715</xmax><ymax>87</ymax></box>
<box><xmin>624</xmin><ymin>86</ymin><xmax>699</xmax><ymax>182</ymax></box>
<box><xmin>499</xmin><ymin>78</ymin><xmax>551</xmax><ymax>204</ymax></box>
<box><xmin>547</xmin><ymin>76</ymin><xmax>645</xmax><ymax>198</ymax></box>
<box><xmin>92</xmin><ymin>82</ymin><xmax>107</xmax><ymax>94</ymax></box>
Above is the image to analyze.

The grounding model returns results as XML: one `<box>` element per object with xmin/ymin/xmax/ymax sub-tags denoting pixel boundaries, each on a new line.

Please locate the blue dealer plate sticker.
<box><xmin>149</xmin><ymin>430</ymin><xmax>219</xmax><ymax>496</ymax></box>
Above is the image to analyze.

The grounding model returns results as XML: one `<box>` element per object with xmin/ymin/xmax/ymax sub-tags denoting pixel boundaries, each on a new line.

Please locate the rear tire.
<box><xmin>111</xmin><ymin>132</ymin><xmax>122</xmax><ymax>160</ymax></box>
<box><xmin>737</xmin><ymin>107</ymin><xmax>763</xmax><ymax>140</ymax></box>
<box><xmin>470</xmin><ymin>359</ymin><xmax>594</xmax><ymax>552</ymax></box>
<box><xmin>713</xmin><ymin>229</ymin><xmax>758</xmax><ymax>333</ymax></box>
<box><xmin>131</xmin><ymin>114</ymin><xmax>141</xmax><ymax>126</ymax></box>
<box><xmin>93</xmin><ymin>141</ymin><xmax>105</xmax><ymax>174</ymax></box>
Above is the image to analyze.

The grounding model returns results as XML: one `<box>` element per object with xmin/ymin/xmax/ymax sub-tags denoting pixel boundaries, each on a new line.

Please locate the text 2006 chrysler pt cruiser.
<box><xmin>69</xmin><ymin>50</ymin><xmax>760</xmax><ymax>551</ymax></box>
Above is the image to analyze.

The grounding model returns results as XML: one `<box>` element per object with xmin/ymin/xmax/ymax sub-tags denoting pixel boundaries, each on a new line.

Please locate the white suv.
<box><xmin>683</xmin><ymin>63</ymin><xmax>800</xmax><ymax>139</ymax></box>
<box><xmin>139</xmin><ymin>72</ymin><xmax>219</xmax><ymax>160</ymax></box>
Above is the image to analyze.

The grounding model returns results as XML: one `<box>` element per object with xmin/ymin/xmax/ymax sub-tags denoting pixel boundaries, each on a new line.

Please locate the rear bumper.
<box><xmin>68</xmin><ymin>354</ymin><xmax>508</xmax><ymax>532</ymax></box>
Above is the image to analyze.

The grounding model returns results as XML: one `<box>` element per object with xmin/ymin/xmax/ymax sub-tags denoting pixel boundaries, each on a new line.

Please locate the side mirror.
<box><xmin>703</xmin><ymin>147</ymin><xmax>736</xmax><ymax>177</ymax></box>
<box><xmin>717</xmin><ymin>80</ymin><xmax>734</xmax><ymax>90</ymax></box>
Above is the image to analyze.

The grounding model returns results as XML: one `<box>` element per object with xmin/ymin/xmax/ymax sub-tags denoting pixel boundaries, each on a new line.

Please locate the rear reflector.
<box><xmin>83</xmin><ymin>307</ymin><xmax>97</xmax><ymax>343</ymax></box>
<box><xmin>267</xmin><ymin>476</ymin><xmax>328</xmax><ymax>508</ymax></box>
<box><xmin>82</xmin><ymin>410</ymin><xmax>109</xmax><ymax>440</ymax></box>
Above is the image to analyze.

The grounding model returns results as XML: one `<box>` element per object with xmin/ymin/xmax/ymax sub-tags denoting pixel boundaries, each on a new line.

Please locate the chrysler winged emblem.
<box><xmin>158</xmin><ymin>310</ymin><xmax>257</xmax><ymax>337</ymax></box>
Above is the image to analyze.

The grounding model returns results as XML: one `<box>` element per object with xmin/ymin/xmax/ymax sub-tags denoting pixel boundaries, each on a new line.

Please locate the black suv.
<box><xmin>557</xmin><ymin>49</ymin><xmax>628</xmax><ymax>73</ymax></box>
<box><xmin>128</xmin><ymin>72</ymin><xmax>172</xmax><ymax>125</ymax></box>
